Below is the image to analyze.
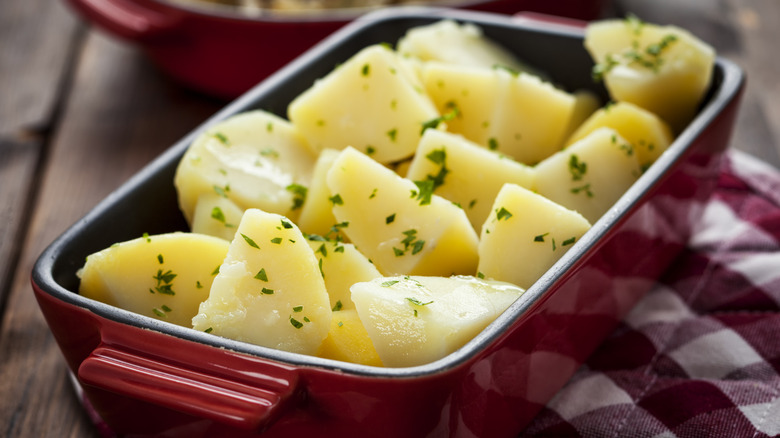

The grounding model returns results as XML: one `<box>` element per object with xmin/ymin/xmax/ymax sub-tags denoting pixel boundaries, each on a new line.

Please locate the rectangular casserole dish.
<box><xmin>31</xmin><ymin>7</ymin><xmax>745</xmax><ymax>438</ymax></box>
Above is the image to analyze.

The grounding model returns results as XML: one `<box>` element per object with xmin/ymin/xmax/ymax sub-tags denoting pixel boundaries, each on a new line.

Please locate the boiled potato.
<box><xmin>535</xmin><ymin>127</ymin><xmax>642</xmax><ymax>223</ymax></box>
<box><xmin>307</xmin><ymin>238</ymin><xmax>382</xmax><ymax>311</ymax></box>
<box><xmin>405</xmin><ymin>129</ymin><xmax>535</xmax><ymax>231</ymax></box>
<box><xmin>174</xmin><ymin>110</ymin><xmax>315</xmax><ymax>225</ymax></box>
<box><xmin>585</xmin><ymin>16</ymin><xmax>715</xmax><ymax>132</ymax></box>
<box><xmin>326</xmin><ymin>147</ymin><xmax>479</xmax><ymax>277</ymax></box>
<box><xmin>478</xmin><ymin>184</ymin><xmax>591</xmax><ymax>289</ymax></box>
<box><xmin>78</xmin><ymin>232</ymin><xmax>229</xmax><ymax>327</ymax></box>
<box><xmin>351</xmin><ymin>275</ymin><xmax>524</xmax><ymax>367</ymax></box>
<box><xmin>190</xmin><ymin>193</ymin><xmax>244</xmax><ymax>241</ymax></box>
<box><xmin>562</xmin><ymin>90</ymin><xmax>601</xmax><ymax>141</ymax></box>
<box><xmin>422</xmin><ymin>62</ymin><xmax>576</xmax><ymax>164</ymax></box>
<box><xmin>397</xmin><ymin>19</ymin><xmax>538</xmax><ymax>75</ymax></box>
<box><xmin>192</xmin><ymin>209</ymin><xmax>331</xmax><ymax>355</ymax></box>
<box><xmin>288</xmin><ymin>44</ymin><xmax>440</xmax><ymax>164</ymax></box>
<box><xmin>296</xmin><ymin>149</ymin><xmax>341</xmax><ymax>237</ymax></box>
<box><xmin>316</xmin><ymin>309</ymin><xmax>383</xmax><ymax>367</ymax></box>
<box><xmin>565</xmin><ymin>101</ymin><xmax>674</xmax><ymax>169</ymax></box>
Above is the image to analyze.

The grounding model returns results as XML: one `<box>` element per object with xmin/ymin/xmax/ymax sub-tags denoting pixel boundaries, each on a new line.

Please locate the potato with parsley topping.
<box><xmin>78</xmin><ymin>232</ymin><xmax>229</xmax><ymax>327</ymax></box>
<box><xmin>535</xmin><ymin>127</ymin><xmax>642</xmax><ymax>224</ymax></box>
<box><xmin>421</xmin><ymin>62</ymin><xmax>577</xmax><ymax>165</ymax></box>
<box><xmin>478</xmin><ymin>184</ymin><xmax>591</xmax><ymax>289</ymax></box>
<box><xmin>351</xmin><ymin>275</ymin><xmax>524</xmax><ymax>367</ymax></box>
<box><xmin>326</xmin><ymin>146</ymin><xmax>479</xmax><ymax>277</ymax></box>
<box><xmin>405</xmin><ymin>128</ymin><xmax>535</xmax><ymax>232</ymax></box>
<box><xmin>396</xmin><ymin>19</ymin><xmax>538</xmax><ymax>75</ymax></box>
<box><xmin>565</xmin><ymin>101</ymin><xmax>674</xmax><ymax>169</ymax></box>
<box><xmin>174</xmin><ymin>110</ymin><xmax>315</xmax><ymax>226</ymax></box>
<box><xmin>288</xmin><ymin>44</ymin><xmax>440</xmax><ymax>164</ymax></box>
<box><xmin>307</xmin><ymin>238</ymin><xmax>382</xmax><ymax>311</ymax></box>
<box><xmin>190</xmin><ymin>193</ymin><xmax>244</xmax><ymax>241</ymax></box>
<box><xmin>585</xmin><ymin>15</ymin><xmax>715</xmax><ymax>133</ymax></box>
<box><xmin>192</xmin><ymin>209</ymin><xmax>332</xmax><ymax>355</ymax></box>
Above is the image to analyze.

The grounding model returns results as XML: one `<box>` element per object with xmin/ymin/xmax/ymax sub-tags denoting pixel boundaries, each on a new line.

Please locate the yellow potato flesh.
<box><xmin>326</xmin><ymin>147</ymin><xmax>479</xmax><ymax>277</ymax></box>
<box><xmin>406</xmin><ymin>129</ymin><xmax>535</xmax><ymax>232</ymax></box>
<box><xmin>78</xmin><ymin>232</ymin><xmax>229</xmax><ymax>327</ymax></box>
<box><xmin>288</xmin><ymin>44</ymin><xmax>440</xmax><ymax>164</ymax></box>
<box><xmin>317</xmin><ymin>309</ymin><xmax>383</xmax><ymax>367</ymax></box>
<box><xmin>478</xmin><ymin>184</ymin><xmax>591</xmax><ymax>289</ymax></box>
<box><xmin>192</xmin><ymin>209</ymin><xmax>331</xmax><ymax>355</ymax></box>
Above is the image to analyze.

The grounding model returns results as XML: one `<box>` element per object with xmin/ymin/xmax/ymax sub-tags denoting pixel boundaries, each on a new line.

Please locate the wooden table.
<box><xmin>1</xmin><ymin>0</ymin><xmax>778</xmax><ymax>436</ymax></box>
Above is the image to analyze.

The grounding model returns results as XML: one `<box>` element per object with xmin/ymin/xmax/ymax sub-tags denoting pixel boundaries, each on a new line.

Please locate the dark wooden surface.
<box><xmin>0</xmin><ymin>0</ymin><xmax>777</xmax><ymax>436</ymax></box>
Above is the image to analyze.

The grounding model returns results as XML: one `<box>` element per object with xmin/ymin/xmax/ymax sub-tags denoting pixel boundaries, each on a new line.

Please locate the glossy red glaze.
<box><xmin>32</xmin><ymin>8</ymin><xmax>745</xmax><ymax>437</ymax></box>
<box><xmin>63</xmin><ymin>0</ymin><xmax>604</xmax><ymax>98</ymax></box>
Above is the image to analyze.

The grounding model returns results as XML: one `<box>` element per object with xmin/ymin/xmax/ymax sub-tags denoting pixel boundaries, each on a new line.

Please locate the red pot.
<box><xmin>32</xmin><ymin>8</ymin><xmax>745</xmax><ymax>437</ymax></box>
<box><xmin>63</xmin><ymin>0</ymin><xmax>605</xmax><ymax>98</ymax></box>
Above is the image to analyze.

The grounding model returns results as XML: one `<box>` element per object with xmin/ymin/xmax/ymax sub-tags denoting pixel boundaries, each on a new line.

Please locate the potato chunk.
<box><xmin>477</xmin><ymin>184</ymin><xmax>591</xmax><ymax>289</ymax></box>
<box><xmin>422</xmin><ymin>62</ymin><xmax>576</xmax><ymax>164</ymax></box>
<box><xmin>190</xmin><ymin>193</ymin><xmax>243</xmax><ymax>241</ymax></box>
<box><xmin>296</xmin><ymin>149</ymin><xmax>340</xmax><ymax>237</ymax></box>
<box><xmin>535</xmin><ymin>127</ymin><xmax>642</xmax><ymax>223</ymax></box>
<box><xmin>585</xmin><ymin>17</ymin><xmax>715</xmax><ymax>132</ymax></box>
<box><xmin>288</xmin><ymin>44</ymin><xmax>440</xmax><ymax>164</ymax></box>
<box><xmin>192</xmin><ymin>209</ymin><xmax>331</xmax><ymax>355</ymax></box>
<box><xmin>397</xmin><ymin>19</ymin><xmax>533</xmax><ymax>73</ymax></box>
<box><xmin>326</xmin><ymin>147</ymin><xmax>479</xmax><ymax>276</ymax></box>
<box><xmin>174</xmin><ymin>110</ymin><xmax>315</xmax><ymax>225</ymax></box>
<box><xmin>78</xmin><ymin>232</ymin><xmax>229</xmax><ymax>327</ymax></box>
<box><xmin>405</xmin><ymin>129</ymin><xmax>535</xmax><ymax>231</ymax></box>
<box><xmin>307</xmin><ymin>238</ymin><xmax>382</xmax><ymax>311</ymax></box>
<box><xmin>351</xmin><ymin>275</ymin><xmax>524</xmax><ymax>367</ymax></box>
<box><xmin>317</xmin><ymin>309</ymin><xmax>383</xmax><ymax>367</ymax></box>
<box><xmin>565</xmin><ymin>101</ymin><xmax>674</xmax><ymax>169</ymax></box>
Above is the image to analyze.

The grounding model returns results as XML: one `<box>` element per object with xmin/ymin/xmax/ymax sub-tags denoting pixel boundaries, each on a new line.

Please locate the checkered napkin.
<box><xmin>523</xmin><ymin>150</ymin><xmax>780</xmax><ymax>438</ymax></box>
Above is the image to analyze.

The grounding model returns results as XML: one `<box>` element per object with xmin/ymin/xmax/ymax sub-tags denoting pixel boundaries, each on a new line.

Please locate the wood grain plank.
<box><xmin>0</xmin><ymin>30</ymin><xmax>221</xmax><ymax>438</ymax></box>
<box><xmin>612</xmin><ymin>0</ymin><xmax>780</xmax><ymax>167</ymax></box>
<box><xmin>0</xmin><ymin>0</ymin><xmax>81</xmax><ymax>136</ymax></box>
<box><xmin>0</xmin><ymin>0</ymin><xmax>82</xmax><ymax>329</ymax></box>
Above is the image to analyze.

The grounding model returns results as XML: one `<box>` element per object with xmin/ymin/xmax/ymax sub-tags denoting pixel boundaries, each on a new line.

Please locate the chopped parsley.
<box><xmin>329</xmin><ymin>194</ymin><xmax>344</xmax><ymax>206</ymax></box>
<box><xmin>568</xmin><ymin>154</ymin><xmax>587</xmax><ymax>181</ymax></box>
<box><xmin>213</xmin><ymin>184</ymin><xmax>230</xmax><ymax>198</ymax></box>
<box><xmin>213</xmin><ymin>132</ymin><xmax>229</xmax><ymax>145</ymax></box>
<box><xmin>255</xmin><ymin>268</ymin><xmax>268</xmax><ymax>282</ymax></box>
<box><xmin>286</xmin><ymin>183</ymin><xmax>308</xmax><ymax>210</ymax></box>
<box><xmin>412</xmin><ymin>180</ymin><xmax>434</xmax><ymax>206</ymax></box>
<box><xmin>420</xmin><ymin>103</ymin><xmax>461</xmax><ymax>134</ymax></box>
<box><xmin>260</xmin><ymin>148</ymin><xmax>279</xmax><ymax>158</ymax></box>
<box><xmin>270</xmin><ymin>237</ymin><xmax>283</xmax><ymax>244</ymax></box>
<box><xmin>386</xmin><ymin>213</ymin><xmax>396</xmax><ymax>224</ymax></box>
<box><xmin>562</xmin><ymin>237</ymin><xmax>577</xmax><ymax>246</ymax></box>
<box><xmin>290</xmin><ymin>317</ymin><xmax>303</xmax><ymax>329</ymax></box>
<box><xmin>261</xmin><ymin>287</ymin><xmax>274</xmax><ymax>295</ymax></box>
<box><xmin>534</xmin><ymin>232</ymin><xmax>549</xmax><ymax>242</ymax></box>
<box><xmin>332</xmin><ymin>300</ymin><xmax>343</xmax><ymax>311</ymax></box>
<box><xmin>496</xmin><ymin>207</ymin><xmax>513</xmax><ymax>221</ymax></box>
<box><xmin>571</xmin><ymin>184</ymin><xmax>594</xmax><ymax>197</ymax></box>
<box><xmin>241</xmin><ymin>233</ymin><xmax>260</xmax><ymax>249</ymax></box>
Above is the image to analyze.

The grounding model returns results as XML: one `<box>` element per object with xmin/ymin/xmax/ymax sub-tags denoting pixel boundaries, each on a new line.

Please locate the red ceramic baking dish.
<box><xmin>63</xmin><ymin>0</ymin><xmax>605</xmax><ymax>98</ymax></box>
<box><xmin>32</xmin><ymin>7</ymin><xmax>744</xmax><ymax>438</ymax></box>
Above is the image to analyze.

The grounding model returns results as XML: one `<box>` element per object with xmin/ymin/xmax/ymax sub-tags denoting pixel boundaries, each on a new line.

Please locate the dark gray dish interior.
<box><xmin>33</xmin><ymin>7</ymin><xmax>742</xmax><ymax>377</ymax></box>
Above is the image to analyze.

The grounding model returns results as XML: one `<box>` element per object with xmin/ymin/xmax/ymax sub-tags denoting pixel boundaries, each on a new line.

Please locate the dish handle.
<box><xmin>78</xmin><ymin>344</ymin><xmax>296</xmax><ymax>431</ymax></box>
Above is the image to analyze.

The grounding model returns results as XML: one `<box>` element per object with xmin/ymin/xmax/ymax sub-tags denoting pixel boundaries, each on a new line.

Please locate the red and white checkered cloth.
<box><xmin>524</xmin><ymin>149</ymin><xmax>780</xmax><ymax>437</ymax></box>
